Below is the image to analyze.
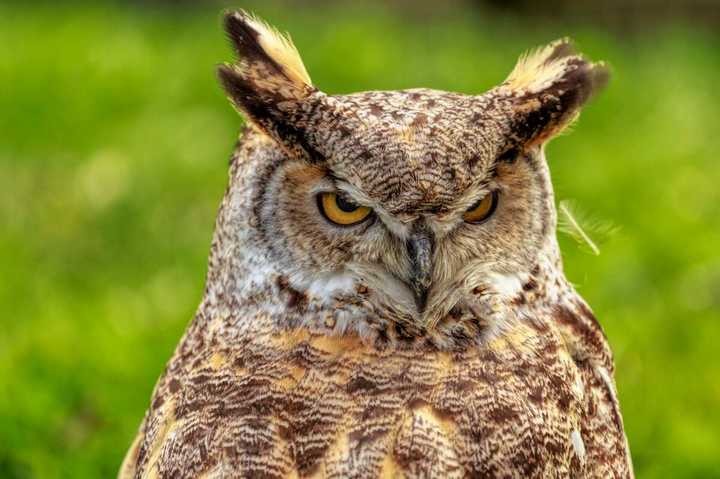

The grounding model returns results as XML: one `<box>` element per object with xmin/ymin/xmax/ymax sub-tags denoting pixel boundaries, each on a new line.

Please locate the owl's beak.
<box><xmin>406</xmin><ymin>224</ymin><xmax>435</xmax><ymax>312</ymax></box>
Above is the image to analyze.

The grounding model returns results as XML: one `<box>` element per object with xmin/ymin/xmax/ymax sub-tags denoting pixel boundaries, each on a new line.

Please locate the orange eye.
<box><xmin>463</xmin><ymin>191</ymin><xmax>498</xmax><ymax>224</ymax></box>
<box><xmin>318</xmin><ymin>192</ymin><xmax>372</xmax><ymax>226</ymax></box>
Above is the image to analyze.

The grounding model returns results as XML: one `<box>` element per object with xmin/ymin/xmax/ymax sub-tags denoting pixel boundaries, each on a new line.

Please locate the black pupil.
<box><xmin>469</xmin><ymin>196</ymin><xmax>487</xmax><ymax>211</ymax></box>
<box><xmin>336</xmin><ymin>194</ymin><xmax>359</xmax><ymax>212</ymax></box>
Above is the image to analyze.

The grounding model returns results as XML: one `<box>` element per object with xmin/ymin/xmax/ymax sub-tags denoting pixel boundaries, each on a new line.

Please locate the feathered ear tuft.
<box><xmin>499</xmin><ymin>38</ymin><xmax>609</xmax><ymax>146</ymax></box>
<box><xmin>222</xmin><ymin>10</ymin><xmax>311</xmax><ymax>90</ymax></box>
<box><xmin>218</xmin><ymin>11</ymin><xmax>319</xmax><ymax>160</ymax></box>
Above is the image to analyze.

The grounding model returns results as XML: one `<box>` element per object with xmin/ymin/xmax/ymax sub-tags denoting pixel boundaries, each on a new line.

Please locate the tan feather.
<box><xmin>231</xmin><ymin>10</ymin><xmax>311</xmax><ymax>86</ymax></box>
<box><xmin>504</xmin><ymin>38</ymin><xmax>577</xmax><ymax>93</ymax></box>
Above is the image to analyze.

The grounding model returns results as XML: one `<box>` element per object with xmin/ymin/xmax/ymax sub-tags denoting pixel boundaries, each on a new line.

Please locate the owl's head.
<box><xmin>214</xmin><ymin>12</ymin><xmax>608</xmax><ymax>345</ymax></box>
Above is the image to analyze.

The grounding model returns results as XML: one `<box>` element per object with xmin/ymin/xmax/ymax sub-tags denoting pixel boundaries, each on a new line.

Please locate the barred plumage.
<box><xmin>120</xmin><ymin>10</ymin><xmax>632</xmax><ymax>478</ymax></box>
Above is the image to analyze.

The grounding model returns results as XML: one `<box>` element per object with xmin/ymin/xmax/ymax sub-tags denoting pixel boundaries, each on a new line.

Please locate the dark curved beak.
<box><xmin>406</xmin><ymin>224</ymin><xmax>435</xmax><ymax>312</ymax></box>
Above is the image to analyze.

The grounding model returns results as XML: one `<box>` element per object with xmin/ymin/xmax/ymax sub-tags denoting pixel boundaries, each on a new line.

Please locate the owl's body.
<box><xmin>121</xmin><ymin>12</ymin><xmax>632</xmax><ymax>478</ymax></box>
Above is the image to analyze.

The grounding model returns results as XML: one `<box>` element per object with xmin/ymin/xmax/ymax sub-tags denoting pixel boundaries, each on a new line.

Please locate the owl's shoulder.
<box><xmin>123</xmin><ymin>310</ymin><xmax>630</xmax><ymax>478</ymax></box>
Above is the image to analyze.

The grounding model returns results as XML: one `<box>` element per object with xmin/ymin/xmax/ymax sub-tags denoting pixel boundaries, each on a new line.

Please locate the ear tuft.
<box><xmin>224</xmin><ymin>10</ymin><xmax>312</xmax><ymax>89</ymax></box>
<box><xmin>218</xmin><ymin>11</ymin><xmax>320</xmax><ymax>160</ymax></box>
<box><xmin>499</xmin><ymin>38</ymin><xmax>609</xmax><ymax>146</ymax></box>
<box><xmin>503</xmin><ymin>38</ymin><xmax>608</xmax><ymax>98</ymax></box>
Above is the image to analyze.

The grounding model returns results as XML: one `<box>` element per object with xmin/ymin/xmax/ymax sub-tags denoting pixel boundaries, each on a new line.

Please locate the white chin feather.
<box><xmin>289</xmin><ymin>270</ymin><xmax>357</xmax><ymax>304</ymax></box>
<box><xmin>486</xmin><ymin>272</ymin><xmax>524</xmax><ymax>298</ymax></box>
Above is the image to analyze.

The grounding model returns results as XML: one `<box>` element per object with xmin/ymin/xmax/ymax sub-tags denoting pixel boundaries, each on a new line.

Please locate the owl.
<box><xmin>120</xmin><ymin>10</ymin><xmax>633</xmax><ymax>479</ymax></box>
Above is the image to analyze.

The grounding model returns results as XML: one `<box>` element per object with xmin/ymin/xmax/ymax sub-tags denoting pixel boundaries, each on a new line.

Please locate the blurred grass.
<box><xmin>1</xmin><ymin>1</ymin><xmax>719</xmax><ymax>477</ymax></box>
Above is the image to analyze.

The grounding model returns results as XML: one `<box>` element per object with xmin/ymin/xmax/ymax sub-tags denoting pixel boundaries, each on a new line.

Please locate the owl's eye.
<box><xmin>463</xmin><ymin>191</ymin><xmax>498</xmax><ymax>224</ymax></box>
<box><xmin>317</xmin><ymin>192</ymin><xmax>372</xmax><ymax>226</ymax></box>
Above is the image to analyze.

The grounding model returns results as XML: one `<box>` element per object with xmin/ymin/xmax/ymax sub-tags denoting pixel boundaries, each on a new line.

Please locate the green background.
<box><xmin>1</xmin><ymin>1</ymin><xmax>719</xmax><ymax>477</ymax></box>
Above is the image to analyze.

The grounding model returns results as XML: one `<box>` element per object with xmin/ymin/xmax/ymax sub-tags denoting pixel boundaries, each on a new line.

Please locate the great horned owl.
<box><xmin>120</xmin><ymin>10</ymin><xmax>633</xmax><ymax>479</ymax></box>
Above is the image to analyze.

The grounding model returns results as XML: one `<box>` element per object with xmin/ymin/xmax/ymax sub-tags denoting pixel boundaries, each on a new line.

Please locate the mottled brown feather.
<box><xmin>120</xmin><ymin>11</ymin><xmax>631</xmax><ymax>479</ymax></box>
